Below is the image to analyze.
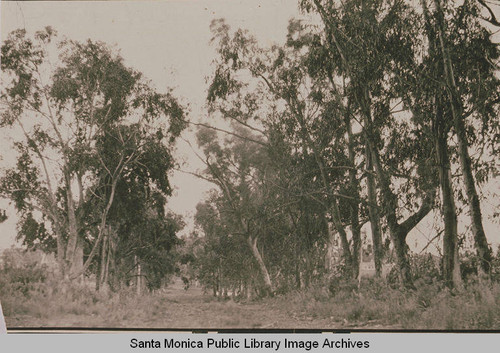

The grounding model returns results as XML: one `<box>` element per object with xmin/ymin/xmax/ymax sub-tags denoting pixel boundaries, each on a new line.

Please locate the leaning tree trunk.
<box><xmin>248</xmin><ymin>235</ymin><xmax>273</xmax><ymax>296</ymax></box>
<box><xmin>433</xmin><ymin>0</ymin><xmax>492</xmax><ymax>277</ymax></box>
<box><xmin>454</xmin><ymin>116</ymin><xmax>492</xmax><ymax>277</ymax></box>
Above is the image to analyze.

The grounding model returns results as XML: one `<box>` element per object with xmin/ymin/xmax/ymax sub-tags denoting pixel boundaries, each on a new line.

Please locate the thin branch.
<box><xmin>420</xmin><ymin>230</ymin><xmax>443</xmax><ymax>254</ymax></box>
<box><xmin>188</xmin><ymin>121</ymin><xmax>268</xmax><ymax>147</ymax></box>
<box><xmin>174</xmin><ymin>168</ymin><xmax>217</xmax><ymax>184</ymax></box>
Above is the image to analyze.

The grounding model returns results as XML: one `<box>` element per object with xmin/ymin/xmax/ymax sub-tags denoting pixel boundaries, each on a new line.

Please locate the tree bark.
<box><xmin>64</xmin><ymin>172</ymin><xmax>81</xmax><ymax>277</ymax></box>
<box><xmin>248</xmin><ymin>235</ymin><xmax>273</xmax><ymax>296</ymax></box>
<box><xmin>434</xmin><ymin>100</ymin><xmax>462</xmax><ymax>288</ymax></box>
<box><xmin>391</xmin><ymin>231</ymin><xmax>413</xmax><ymax>287</ymax></box>
<box><xmin>97</xmin><ymin>233</ymin><xmax>108</xmax><ymax>291</ymax></box>
<box><xmin>455</xmin><ymin>117</ymin><xmax>492</xmax><ymax>277</ymax></box>
<box><xmin>346</xmin><ymin>114</ymin><xmax>362</xmax><ymax>279</ymax></box>
<box><xmin>365</xmin><ymin>143</ymin><xmax>383</xmax><ymax>276</ymax></box>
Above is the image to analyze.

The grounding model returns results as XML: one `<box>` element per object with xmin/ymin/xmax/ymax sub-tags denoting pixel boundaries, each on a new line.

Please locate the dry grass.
<box><xmin>269</xmin><ymin>278</ymin><xmax>500</xmax><ymax>329</ymax></box>
<box><xmin>2</xmin><ymin>270</ymin><xmax>500</xmax><ymax>329</ymax></box>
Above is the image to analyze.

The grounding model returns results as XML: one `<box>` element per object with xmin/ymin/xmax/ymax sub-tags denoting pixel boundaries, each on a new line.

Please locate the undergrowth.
<box><xmin>1</xmin><ymin>259</ymin><xmax>500</xmax><ymax>329</ymax></box>
<box><xmin>271</xmin><ymin>277</ymin><xmax>500</xmax><ymax>329</ymax></box>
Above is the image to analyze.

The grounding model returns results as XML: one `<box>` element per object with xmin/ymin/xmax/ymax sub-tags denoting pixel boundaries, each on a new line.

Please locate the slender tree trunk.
<box><xmin>248</xmin><ymin>235</ymin><xmax>273</xmax><ymax>296</ymax></box>
<box><xmin>304</xmin><ymin>255</ymin><xmax>311</xmax><ymax>288</ymax></box>
<box><xmin>365</xmin><ymin>143</ymin><xmax>383</xmax><ymax>276</ymax></box>
<box><xmin>455</xmin><ymin>119</ymin><xmax>492</xmax><ymax>276</ymax></box>
<box><xmin>346</xmin><ymin>114</ymin><xmax>361</xmax><ymax>279</ymax></box>
<box><xmin>421</xmin><ymin>0</ymin><xmax>462</xmax><ymax>288</ymax></box>
<box><xmin>97</xmin><ymin>233</ymin><xmax>108</xmax><ymax>291</ymax></box>
<box><xmin>64</xmin><ymin>172</ymin><xmax>82</xmax><ymax>277</ymax></box>
<box><xmin>218</xmin><ymin>262</ymin><xmax>222</xmax><ymax>297</ymax></box>
<box><xmin>433</xmin><ymin>0</ymin><xmax>492</xmax><ymax>277</ymax></box>
<box><xmin>212</xmin><ymin>274</ymin><xmax>217</xmax><ymax>297</ymax></box>
<box><xmin>74</xmin><ymin>238</ymin><xmax>84</xmax><ymax>281</ymax></box>
<box><xmin>104</xmin><ymin>232</ymin><xmax>113</xmax><ymax>290</ymax></box>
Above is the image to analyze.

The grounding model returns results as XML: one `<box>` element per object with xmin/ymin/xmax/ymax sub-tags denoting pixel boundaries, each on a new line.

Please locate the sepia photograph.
<box><xmin>0</xmin><ymin>0</ymin><xmax>499</xmax><ymax>331</ymax></box>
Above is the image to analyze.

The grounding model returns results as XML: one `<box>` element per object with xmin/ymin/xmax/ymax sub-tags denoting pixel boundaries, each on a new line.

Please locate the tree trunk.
<box><xmin>331</xmin><ymin>200</ymin><xmax>353</xmax><ymax>273</ymax></box>
<box><xmin>433</xmin><ymin>0</ymin><xmax>492</xmax><ymax>277</ymax></box>
<box><xmin>420</xmin><ymin>0</ymin><xmax>462</xmax><ymax>288</ymax></box>
<box><xmin>392</xmin><ymin>232</ymin><xmax>413</xmax><ymax>287</ymax></box>
<box><xmin>454</xmin><ymin>116</ymin><xmax>492</xmax><ymax>277</ymax></box>
<box><xmin>97</xmin><ymin>234</ymin><xmax>108</xmax><ymax>291</ymax></box>
<box><xmin>64</xmin><ymin>172</ymin><xmax>81</xmax><ymax>277</ymax></box>
<box><xmin>248</xmin><ymin>235</ymin><xmax>273</xmax><ymax>296</ymax></box>
<box><xmin>295</xmin><ymin>242</ymin><xmax>301</xmax><ymax>289</ymax></box>
<box><xmin>104</xmin><ymin>237</ymin><xmax>111</xmax><ymax>287</ymax></box>
<box><xmin>346</xmin><ymin>114</ymin><xmax>361</xmax><ymax>279</ymax></box>
<box><xmin>434</xmin><ymin>99</ymin><xmax>463</xmax><ymax>289</ymax></box>
<box><xmin>365</xmin><ymin>143</ymin><xmax>383</xmax><ymax>276</ymax></box>
<box><xmin>369</xmin><ymin>141</ymin><xmax>435</xmax><ymax>289</ymax></box>
<box><xmin>55</xmin><ymin>229</ymin><xmax>65</xmax><ymax>276</ymax></box>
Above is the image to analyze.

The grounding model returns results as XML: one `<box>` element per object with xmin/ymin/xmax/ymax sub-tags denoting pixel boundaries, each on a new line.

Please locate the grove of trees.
<box><xmin>1</xmin><ymin>0</ymin><xmax>499</xmax><ymax>299</ymax></box>
<box><xmin>189</xmin><ymin>0</ymin><xmax>499</xmax><ymax>296</ymax></box>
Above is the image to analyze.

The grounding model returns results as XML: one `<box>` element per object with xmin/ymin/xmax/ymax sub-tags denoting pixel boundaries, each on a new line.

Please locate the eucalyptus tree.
<box><xmin>207</xmin><ymin>19</ymin><xmax>365</xmax><ymax>280</ymax></box>
<box><xmin>300</xmin><ymin>0</ymin><xmax>439</xmax><ymax>288</ymax></box>
<box><xmin>0</xmin><ymin>28</ymin><xmax>186</xmax><ymax>279</ymax></box>
<box><xmin>424</xmin><ymin>0</ymin><xmax>499</xmax><ymax>278</ymax></box>
<box><xmin>394</xmin><ymin>0</ymin><xmax>499</xmax><ymax>287</ymax></box>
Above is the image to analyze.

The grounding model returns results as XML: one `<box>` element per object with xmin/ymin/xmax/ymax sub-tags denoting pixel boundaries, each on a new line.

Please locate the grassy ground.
<box><xmin>272</xmin><ymin>278</ymin><xmax>500</xmax><ymax>329</ymax></box>
<box><xmin>2</xmin><ymin>277</ymin><xmax>500</xmax><ymax>329</ymax></box>
<box><xmin>3</xmin><ymin>279</ymin><xmax>321</xmax><ymax>329</ymax></box>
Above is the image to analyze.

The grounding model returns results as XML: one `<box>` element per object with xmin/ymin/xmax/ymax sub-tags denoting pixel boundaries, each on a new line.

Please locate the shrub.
<box><xmin>0</xmin><ymin>249</ymin><xmax>50</xmax><ymax>298</ymax></box>
<box><xmin>410</xmin><ymin>253</ymin><xmax>441</xmax><ymax>284</ymax></box>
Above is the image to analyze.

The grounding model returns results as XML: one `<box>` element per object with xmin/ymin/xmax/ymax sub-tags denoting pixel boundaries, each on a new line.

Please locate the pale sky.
<box><xmin>0</xmin><ymin>1</ymin><xmax>498</xmax><ymax>254</ymax></box>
